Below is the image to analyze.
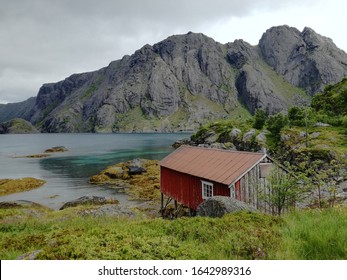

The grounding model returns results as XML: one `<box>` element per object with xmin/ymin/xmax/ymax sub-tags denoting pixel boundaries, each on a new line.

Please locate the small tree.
<box><xmin>261</xmin><ymin>163</ymin><xmax>306</xmax><ymax>216</ymax></box>
<box><xmin>266</xmin><ymin>113</ymin><xmax>289</xmax><ymax>149</ymax></box>
<box><xmin>288</xmin><ymin>106</ymin><xmax>306</xmax><ymax>127</ymax></box>
<box><xmin>253</xmin><ymin>109</ymin><xmax>267</xmax><ymax>129</ymax></box>
<box><xmin>303</xmin><ymin>159</ymin><xmax>343</xmax><ymax>208</ymax></box>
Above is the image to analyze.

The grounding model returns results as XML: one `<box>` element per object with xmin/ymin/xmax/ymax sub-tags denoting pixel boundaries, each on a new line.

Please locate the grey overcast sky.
<box><xmin>1</xmin><ymin>0</ymin><xmax>346</xmax><ymax>104</ymax></box>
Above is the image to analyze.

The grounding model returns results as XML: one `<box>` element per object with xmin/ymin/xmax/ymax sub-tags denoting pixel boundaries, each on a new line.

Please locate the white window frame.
<box><xmin>229</xmin><ymin>183</ymin><xmax>236</xmax><ymax>198</ymax></box>
<box><xmin>201</xmin><ymin>180</ymin><xmax>214</xmax><ymax>199</ymax></box>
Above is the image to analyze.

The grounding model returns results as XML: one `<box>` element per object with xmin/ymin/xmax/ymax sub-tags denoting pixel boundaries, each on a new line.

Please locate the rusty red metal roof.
<box><xmin>160</xmin><ymin>145</ymin><xmax>266</xmax><ymax>185</ymax></box>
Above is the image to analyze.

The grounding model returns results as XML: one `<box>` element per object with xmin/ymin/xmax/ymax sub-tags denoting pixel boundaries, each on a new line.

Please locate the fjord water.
<box><xmin>0</xmin><ymin>133</ymin><xmax>190</xmax><ymax>209</ymax></box>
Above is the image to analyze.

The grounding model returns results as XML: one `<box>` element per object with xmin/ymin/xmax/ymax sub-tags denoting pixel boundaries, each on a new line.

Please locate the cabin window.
<box><xmin>201</xmin><ymin>181</ymin><xmax>213</xmax><ymax>199</ymax></box>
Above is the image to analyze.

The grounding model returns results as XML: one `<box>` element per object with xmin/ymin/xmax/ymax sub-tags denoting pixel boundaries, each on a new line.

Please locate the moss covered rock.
<box><xmin>0</xmin><ymin>118</ymin><xmax>39</xmax><ymax>134</ymax></box>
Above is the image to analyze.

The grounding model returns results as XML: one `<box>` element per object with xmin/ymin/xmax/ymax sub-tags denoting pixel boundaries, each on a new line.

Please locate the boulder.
<box><xmin>172</xmin><ymin>138</ymin><xmax>192</xmax><ymax>149</ymax></box>
<box><xmin>128</xmin><ymin>166</ymin><xmax>146</xmax><ymax>175</ymax></box>
<box><xmin>242</xmin><ymin>129</ymin><xmax>256</xmax><ymax>142</ymax></box>
<box><xmin>0</xmin><ymin>200</ymin><xmax>46</xmax><ymax>209</ymax></box>
<box><xmin>314</xmin><ymin>122</ymin><xmax>331</xmax><ymax>127</ymax></box>
<box><xmin>59</xmin><ymin>196</ymin><xmax>118</xmax><ymax>210</ymax></box>
<box><xmin>255</xmin><ymin>131</ymin><xmax>267</xmax><ymax>145</ymax></box>
<box><xmin>197</xmin><ymin>196</ymin><xmax>258</xmax><ymax>217</ymax></box>
<box><xmin>17</xmin><ymin>250</ymin><xmax>43</xmax><ymax>260</ymax></box>
<box><xmin>310</xmin><ymin>132</ymin><xmax>321</xmax><ymax>139</ymax></box>
<box><xmin>230</xmin><ymin>128</ymin><xmax>242</xmax><ymax>139</ymax></box>
<box><xmin>128</xmin><ymin>158</ymin><xmax>147</xmax><ymax>175</ymax></box>
<box><xmin>76</xmin><ymin>204</ymin><xmax>134</xmax><ymax>218</ymax></box>
<box><xmin>210</xmin><ymin>143</ymin><xmax>227</xmax><ymax>150</ymax></box>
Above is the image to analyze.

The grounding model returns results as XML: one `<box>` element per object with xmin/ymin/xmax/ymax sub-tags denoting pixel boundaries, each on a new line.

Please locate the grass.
<box><xmin>276</xmin><ymin>208</ymin><xmax>347</xmax><ymax>259</ymax></box>
<box><xmin>0</xmin><ymin>210</ymin><xmax>281</xmax><ymax>260</ymax></box>
<box><xmin>0</xmin><ymin>204</ymin><xmax>346</xmax><ymax>260</ymax></box>
<box><xmin>281</xmin><ymin>126</ymin><xmax>347</xmax><ymax>163</ymax></box>
<box><xmin>0</xmin><ymin>178</ymin><xmax>46</xmax><ymax>196</ymax></box>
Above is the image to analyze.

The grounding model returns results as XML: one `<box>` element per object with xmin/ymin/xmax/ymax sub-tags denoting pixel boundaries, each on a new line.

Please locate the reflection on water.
<box><xmin>0</xmin><ymin>133</ymin><xmax>190</xmax><ymax>209</ymax></box>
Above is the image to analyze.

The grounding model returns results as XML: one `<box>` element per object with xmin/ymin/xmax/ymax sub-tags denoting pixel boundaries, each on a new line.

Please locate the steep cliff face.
<box><xmin>1</xmin><ymin>25</ymin><xmax>347</xmax><ymax>132</ymax></box>
<box><xmin>259</xmin><ymin>25</ymin><xmax>347</xmax><ymax>95</ymax></box>
<box><xmin>30</xmin><ymin>32</ymin><xmax>244</xmax><ymax>132</ymax></box>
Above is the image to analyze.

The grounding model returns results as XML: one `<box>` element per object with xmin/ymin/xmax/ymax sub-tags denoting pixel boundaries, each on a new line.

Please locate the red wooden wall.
<box><xmin>160</xmin><ymin>167</ymin><xmax>230</xmax><ymax>210</ymax></box>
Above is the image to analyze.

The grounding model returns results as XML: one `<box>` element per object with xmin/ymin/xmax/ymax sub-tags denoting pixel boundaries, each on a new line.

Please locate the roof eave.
<box><xmin>227</xmin><ymin>153</ymin><xmax>268</xmax><ymax>188</ymax></box>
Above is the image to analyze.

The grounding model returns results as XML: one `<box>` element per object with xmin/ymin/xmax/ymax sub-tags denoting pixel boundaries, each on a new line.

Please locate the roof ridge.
<box><xmin>178</xmin><ymin>145</ymin><xmax>266</xmax><ymax>155</ymax></box>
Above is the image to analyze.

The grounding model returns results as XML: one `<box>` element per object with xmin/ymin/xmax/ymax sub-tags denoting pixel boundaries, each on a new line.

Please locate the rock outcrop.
<box><xmin>197</xmin><ymin>196</ymin><xmax>258</xmax><ymax>217</ymax></box>
<box><xmin>59</xmin><ymin>196</ymin><xmax>118</xmax><ymax>210</ymax></box>
<box><xmin>259</xmin><ymin>25</ymin><xmax>347</xmax><ymax>95</ymax></box>
<box><xmin>1</xmin><ymin>26</ymin><xmax>346</xmax><ymax>132</ymax></box>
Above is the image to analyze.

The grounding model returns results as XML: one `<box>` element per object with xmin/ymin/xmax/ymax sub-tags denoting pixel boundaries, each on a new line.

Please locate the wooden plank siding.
<box><xmin>160</xmin><ymin>146</ymin><xmax>291</xmax><ymax>215</ymax></box>
<box><xmin>160</xmin><ymin>167</ymin><xmax>230</xmax><ymax>210</ymax></box>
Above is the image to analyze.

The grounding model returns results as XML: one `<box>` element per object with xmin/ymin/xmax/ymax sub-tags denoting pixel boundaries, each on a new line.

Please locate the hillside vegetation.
<box><xmin>1</xmin><ymin>204</ymin><xmax>346</xmax><ymax>260</ymax></box>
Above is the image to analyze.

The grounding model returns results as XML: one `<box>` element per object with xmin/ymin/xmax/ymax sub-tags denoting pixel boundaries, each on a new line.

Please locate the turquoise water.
<box><xmin>0</xmin><ymin>133</ymin><xmax>190</xmax><ymax>209</ymax></box>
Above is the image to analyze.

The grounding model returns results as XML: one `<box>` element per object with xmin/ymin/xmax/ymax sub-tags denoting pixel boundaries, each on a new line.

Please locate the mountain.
<box><xmin>0</xmin><ymin>97</ymin><xmax>36</xmax><ymax>123</ymax></box>
<box><xmin>1</xmin><ymin>25</ymin><xmax>347</xmax><ymax>133</ymax></box>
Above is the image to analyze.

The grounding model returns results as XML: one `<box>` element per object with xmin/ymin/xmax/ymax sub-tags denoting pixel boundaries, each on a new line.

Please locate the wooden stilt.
<box><xmin>160</xmin><ymin>193</ymin><xmax>164</xmax><ymax>217</ymax></box>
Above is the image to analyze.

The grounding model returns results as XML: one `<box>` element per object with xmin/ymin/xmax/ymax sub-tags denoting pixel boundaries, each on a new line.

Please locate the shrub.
<box><xmin>253</xmin><ymin>109</ymin><xmax>267</xmax><ymax>130</ymax></box>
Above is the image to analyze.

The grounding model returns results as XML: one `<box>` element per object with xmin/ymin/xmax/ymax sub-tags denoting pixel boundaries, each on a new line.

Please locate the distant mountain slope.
<box><xmin>0</xmin><ymin>97</ymin><xmax>36</xmax><ymax>123</ymax></box>
<box><xmin>1</xmin><ymin>25</ymin><xmax>346</xmax><ymax>132</ymax></box>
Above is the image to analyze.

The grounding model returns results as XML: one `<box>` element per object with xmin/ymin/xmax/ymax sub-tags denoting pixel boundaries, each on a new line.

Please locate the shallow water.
<box><xmin>0</xmin><ymin>133</ymin><xmax>190</xmax><ymax>209</ymax></box>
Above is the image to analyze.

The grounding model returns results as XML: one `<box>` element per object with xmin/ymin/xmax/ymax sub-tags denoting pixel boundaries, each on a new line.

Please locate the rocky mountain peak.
<box><xmin>1</xmin><ymin>25</ymin><xmax>346</xmax><ymax>133</ymax></box>
<box><xmin>259</xmin><ymin>25</ymin><xmax>347</xmax><ymax>94</ymax></box>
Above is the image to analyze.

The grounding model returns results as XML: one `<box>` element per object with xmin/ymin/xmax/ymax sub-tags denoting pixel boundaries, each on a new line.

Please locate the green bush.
<box><xmin>253</xmin><ymin>109</ymin><xmax>267</xmax><ymax>130</ymax></box>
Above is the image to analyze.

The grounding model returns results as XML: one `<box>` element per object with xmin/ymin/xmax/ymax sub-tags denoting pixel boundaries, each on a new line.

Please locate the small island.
<box><xmin>0</xmin><ymin>177</ymin><xmax>46</xmax><ymax>196</ymax></box>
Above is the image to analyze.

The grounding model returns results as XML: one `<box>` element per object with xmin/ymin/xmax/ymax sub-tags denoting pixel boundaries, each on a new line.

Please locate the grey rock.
<box><xmin>230</xmin><ymin>128</ymin><xmax>242</xmax><ymax>139</ymax></box>
<box><xmin>224</xmin><ymin>142</ymin><xmax>237</xmax><ymax>150</ymax></box>
<box><xmin>128</xmin><ymin>166</ymin><xmax>146</xmax><ymax>175</ymax></box>
<box><xmin>172</xmin><ymin>138</ymin><xmax>192</xmax><ymax>149</ymax></box>
<box><xmin>243</xmin><ymin>129</ymin><xmax>256</xmax><ymax>142</ymax></box>
<box><xmin>205</xmin><ymin>132</ymin><xmax>218</xmax><ymax>144</ymax></box>
<box><xmin>210</xmin><ymin>143</ymin><xmax>227</xmax><ymax>149</ymax></box>
<box><xmin>1</xmin><ymin>26</ymin><xmax>347</xmax><ymax>132</ymax></box>
<box><xmin>281</xmin><ymin>134</ymin><xmax>291</xmax><ymax>142</ymax></box>
<box><xmin>197</xmin><ymin>196</ymin><xmax>258</xmax><ymax>217</ymax></box>
<box><xmin>259</xmin><ymin>25</ymin><xmax>347</xmax><ymax>95</ymax></box>
<box><xmin>255</xmin><ymin>131</ymin><xmax>267</xmax><ymax>145</ymax></box>
<box><xmin>59</xmin><ymin>196</ymin><xmax>118</xmax><ymax>210</ymax></box>
<box><xmin>77</xmin><ymin>204</ymin><xmax>134</xmax><ymax>218</ymax></box>
<box><xmin>235</xmin><ymin>66</ymin><xmax>287</xmax><ymax>114</ymax></box>
<box><xmin>310</xmin><ymin>132</ymin><xmax>321</xmax><ymax>139</ymax></box>
<box><xmin>17</xmin><ymin>250</ymin><xmax>43</xmax><ymax>260</ymax></box>
<box><xmin>128</xmin><ymin>158</ymin><xmax>147</xmax><ymax>175</ymax></box>
<box><xmin>0</xmin><ymin>200</ymin><xmax>46</xmax><ymax>209</ymax></box>
<box><xmin>299</xmin><ymin>131</ymin><xmax>307</xmax><ymax>137</ymax></box>
<box><xmin>314</xmin><ymin>122</ymin><xmax>331</xmax><ymax>127</ymax></box>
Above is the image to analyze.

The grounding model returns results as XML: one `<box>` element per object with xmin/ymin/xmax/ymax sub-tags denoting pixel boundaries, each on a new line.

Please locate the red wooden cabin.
<box><xmin>160</xmin><ymin>145</ymin><xmax>274</xmax><ymax>215</ymax></box>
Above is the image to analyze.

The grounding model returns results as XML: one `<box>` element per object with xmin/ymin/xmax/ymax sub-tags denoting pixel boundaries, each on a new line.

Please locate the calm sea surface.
<box><xmin>0</xmin><ymin>133</ymin><xmax>190</xmax><ymax>209</ymax></box>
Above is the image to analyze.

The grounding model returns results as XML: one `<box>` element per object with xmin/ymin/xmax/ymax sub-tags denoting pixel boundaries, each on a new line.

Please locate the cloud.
<box><xmin>1</xmin><ymin>0</ymin><xmax>343</xmax><ymax>104</ymax></box>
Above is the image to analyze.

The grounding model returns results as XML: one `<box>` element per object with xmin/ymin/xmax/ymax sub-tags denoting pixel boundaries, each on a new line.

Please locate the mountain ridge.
<box><xmin>1</xmin><ymin>25</ymin><xmax>347</xmax><ymax>132</ymax></box>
